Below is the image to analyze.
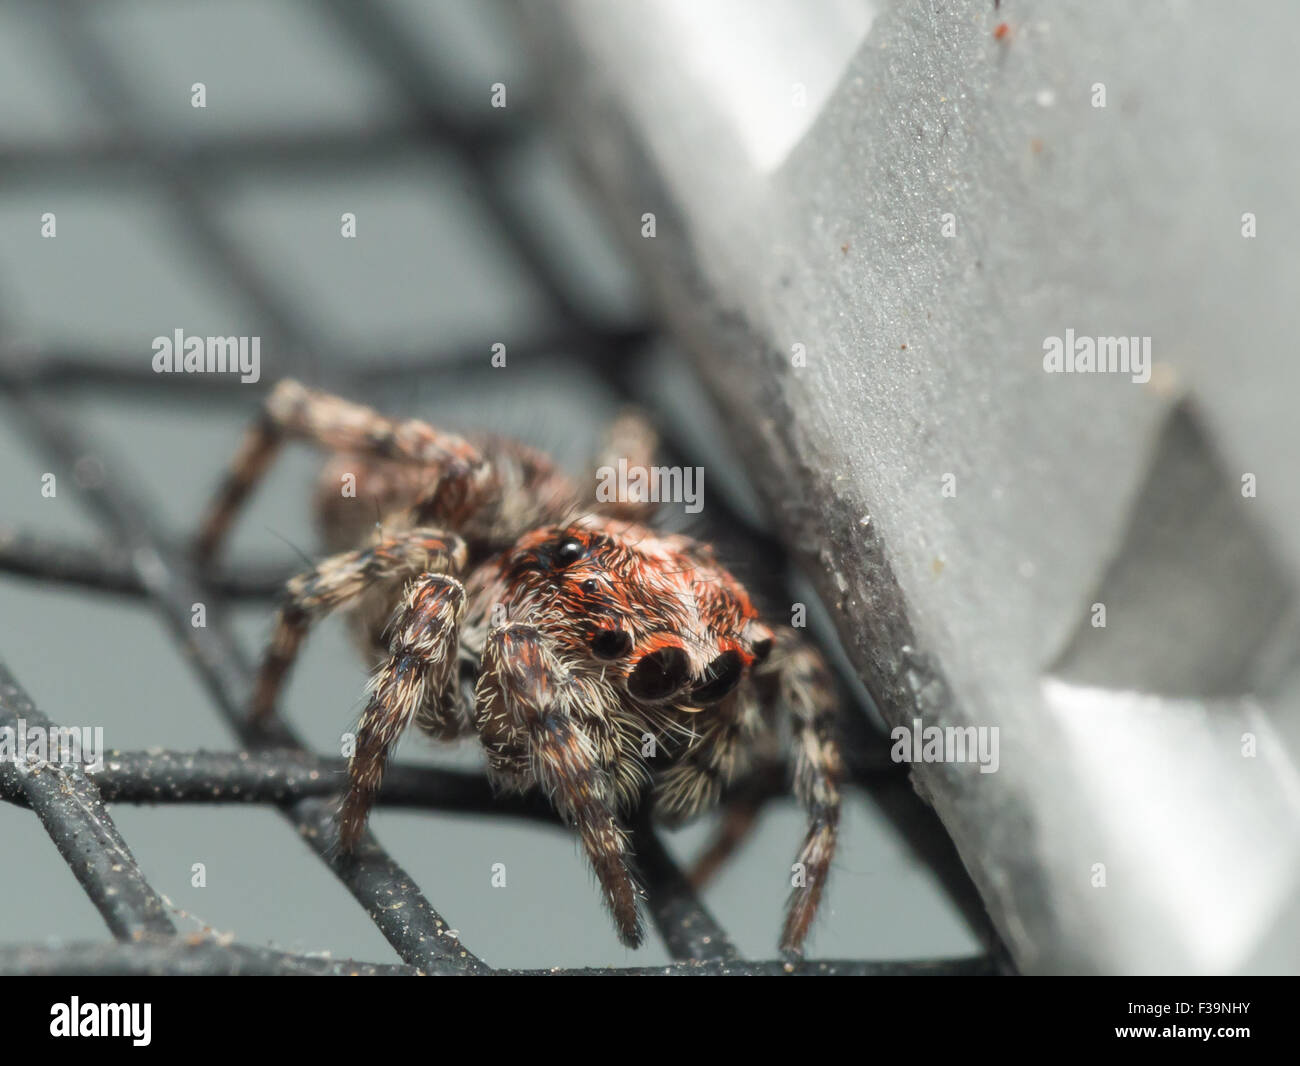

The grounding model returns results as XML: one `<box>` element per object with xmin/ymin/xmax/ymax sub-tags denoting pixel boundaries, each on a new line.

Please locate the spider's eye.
<box><xmin>591</xmin><ymin>628</ymin><xmax>632</xmax><ymax>660</ymax></box>
<box><xmin>579</xmin><ymin>578</ymin><xmax>600</xmax><ymax>595</ymax></box>
<box><xmin>627</xmin><ymin>647</ymin><xmax>690</xmax><ymax>701</ymax></box>
<box><xmin>692</xmin><ymin>651</ymin><xmax>743</xmax><ymax>704</ymax></box>
<box><xmin>552</xmin><ymin>537</ymin><xmax>584</xmax><ymax>568</ymax></box>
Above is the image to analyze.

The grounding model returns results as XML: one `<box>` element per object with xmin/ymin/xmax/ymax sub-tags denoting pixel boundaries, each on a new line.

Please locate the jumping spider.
<box><xmin>194</xmin><ymin>379</ymin><xmax>842</xmax><ymax>954</ymax></box>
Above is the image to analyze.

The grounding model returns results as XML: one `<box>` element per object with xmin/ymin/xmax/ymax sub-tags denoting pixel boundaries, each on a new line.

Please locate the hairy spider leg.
<box><xmin>195</xmin><ymin>378</ymin><xmax>493</xmax><ymax>563</ymax></box>
<box><xmin>251</xmin><ymin>530</ymin><xmax>465</xmax><ymax>726</ymax></box>
<box><xmin>759</xmin><ymin>627</ymin><xmax>843</xmax><ymax>956</ymax></box>
<box><xmin>340</xmin><ymin>572</ymin><xmax>467</xmax><ymax>850</ymax></box>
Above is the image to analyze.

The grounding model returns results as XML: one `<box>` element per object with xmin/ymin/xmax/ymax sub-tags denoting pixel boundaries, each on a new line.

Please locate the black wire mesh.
<box><xmin>0</xmin><ymin>0</ymin><xmax>1005</xmax><ymax>975</ymax></box>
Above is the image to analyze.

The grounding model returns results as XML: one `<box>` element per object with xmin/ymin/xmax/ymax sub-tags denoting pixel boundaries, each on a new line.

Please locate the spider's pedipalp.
<box><xmin>251</xmin><ymin>529</ymin><xmax>466</xmax><ymax>725</ymax></box>
<box><xmin>475</xmin><ymin>624</ymin><xmax>644</xmax><ymax>947</ymax></box>
<box><xmin>757</xmin><ymin>627</ymin><xmax>844</xmax><ymax>956</ymax></box>
<box><xmin>651</xmin><ymin>687</ymin><xmax>759</xmax><ymax>826</ymax></box>
<box><xmin>339</xmin><ymin>572</ymin><xmax>467</xmax><ymax>851</ymax></box>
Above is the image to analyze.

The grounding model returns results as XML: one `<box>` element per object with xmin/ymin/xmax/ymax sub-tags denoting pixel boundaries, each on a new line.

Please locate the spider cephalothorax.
<box><xmin>480</xmin><ymin>519</ymin><xmax>770</xmax><ymax>704</ymax></box>
<box><xmin>195</xmin><ymin>379</ymin><xmax>842</xmax><ymax>954</ymax></box>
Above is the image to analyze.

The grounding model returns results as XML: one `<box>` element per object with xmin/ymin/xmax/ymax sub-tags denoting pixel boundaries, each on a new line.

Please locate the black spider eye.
<box><xmin>591</xmin><ymin>628</ymin><xmax>631</xmax><ymax>660</ymax></box>
<box><xmin>580</xmin><ymin>578</ymin><xmax>599</xmax><ymax>595</ymax></box>
<box><xmin>692</xmin><ymin>651</ymin><xmax>743</xmax><ymax>704</ymax></box>
<box><xmin>552</xmin><ymin>537</ymin><xmax>583</xmax><ymax>568</ymax></box>
<box><xmin>627</xmin><ymin>647</ymin><xmax>690</xmax><ymax>700</ymax></box>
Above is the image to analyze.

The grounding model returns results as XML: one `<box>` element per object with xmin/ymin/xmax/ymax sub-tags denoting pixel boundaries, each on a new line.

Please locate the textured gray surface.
<box><xmin>528</xmin><ymin>0</ymin><xmax>1300</xmax><ymax>973</ymax></box>
<box><xmin>0</xmin><ymin>0</ymin><xmax>977</xmax><ymax>969</ymax></box>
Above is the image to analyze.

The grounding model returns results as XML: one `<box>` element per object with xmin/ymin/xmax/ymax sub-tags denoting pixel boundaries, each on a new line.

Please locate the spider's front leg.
<box><xmin>250</xmin><ymin>529</ymin><xmax>466</xmax><ymax>725</ymax></box>
<box><xmin>757</xmin><ymin>627</ymin><xmax>844</xmax><ymax>956</ymax></box>
<box><xmin>339</xmin><ymin>570</ymin><xmax>467</xmax><ymax>850</ymax></box>
<box><xmin>474</xmin><ymin>624</ymin><xmax>644</xmax><ymax>947</ymax></box>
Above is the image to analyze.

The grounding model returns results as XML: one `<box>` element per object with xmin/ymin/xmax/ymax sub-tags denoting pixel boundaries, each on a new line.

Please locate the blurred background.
<box><xmin>0</xmin><ymin>0</ymin><xmax>986</xmax><ymax>971</ymax></box>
